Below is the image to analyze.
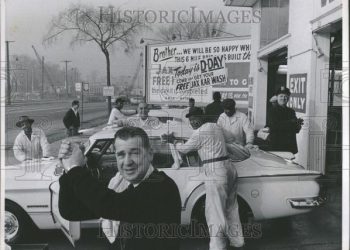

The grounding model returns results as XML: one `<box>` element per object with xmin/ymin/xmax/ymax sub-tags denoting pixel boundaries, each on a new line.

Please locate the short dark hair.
<box><xmin>189</xmin><ymin>98</ymin><xmax>195</xmax><ymax>103</ymax></box>
<box><xmin>213</xmin><ymin>92</ymin><xmax>221</xmax><ymax>101</ymax></box>
<box><xmin>115</xmin><ymin>97</ymin><xmax>125</xmax><ymax>104</ymax></box>
<box><xmin>222</xmin><ymin>98</ymin><xmax>236</xmax><ymax>109</ymax></box>
<box><xmin>72</xmin><ymin>100</ymin><xmax>79</xmax><ymax>106</ymax></box>
<box><xmin>114</xmin><ymin>127</ymin><xmax>150</xmax><ymax>150</ymax></box>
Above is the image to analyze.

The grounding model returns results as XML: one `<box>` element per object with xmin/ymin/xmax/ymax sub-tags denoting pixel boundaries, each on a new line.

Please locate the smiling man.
<box><xmin>126</xmin><ymin>102</ymin><xmax>160</xmax><ymax>129</ymax></box>
<box><xmin>58</xmin><ymin>127</ymin><xmax>181</xmax><ymax>250</ymax></box>
<box><xmin>13</xmin><ymin>116</ymin><xmax>51</xmax><ymax>162</ymax></box>
<box><xmin>267</xmin><ymin>87</ymin><xmax>304</xmax><ymax>154</ymax></box>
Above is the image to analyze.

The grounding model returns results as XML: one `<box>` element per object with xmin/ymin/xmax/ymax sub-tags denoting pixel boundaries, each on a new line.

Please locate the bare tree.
<box><xmin>44</xmin><ymin>4</ymin><xmax>146</xmax><ymax>112</ymax></box>
<box><xmin>157</xmin><ymin>13</ymin><xmax>227</xmax><ymax>42</ymax></box>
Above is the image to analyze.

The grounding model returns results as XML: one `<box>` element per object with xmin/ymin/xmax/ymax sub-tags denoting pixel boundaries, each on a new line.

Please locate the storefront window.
<box><xmin>260</xmin><ymin>0</ymin><xmax>289</xmax><ymax>47</ymax></box>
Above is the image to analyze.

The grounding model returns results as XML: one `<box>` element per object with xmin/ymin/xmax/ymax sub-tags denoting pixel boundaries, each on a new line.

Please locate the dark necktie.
<box><xmin>116</xmin><ymin>183</ymin><xmax>135</xmax><ymax>250</ymax></box>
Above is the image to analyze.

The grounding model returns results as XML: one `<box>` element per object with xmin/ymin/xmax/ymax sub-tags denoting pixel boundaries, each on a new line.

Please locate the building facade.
<box><xmin>224</xmin><ymin>0</ymin><xmax>343</xmax><ymax>174</ymax></box>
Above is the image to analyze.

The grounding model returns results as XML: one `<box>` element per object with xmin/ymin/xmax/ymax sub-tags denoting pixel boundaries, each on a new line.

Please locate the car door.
<box><xmin>50</xmin><ymin>181</ymin><xmax>81</xmax><ymax>246</ymax></box>
<box><xmin>149</xmin><ymin>138</ymin><xmax>206</xmax><ymax>209</ymax></box>
<box><xmin>50</xmin><ymin>138</ymin><xmax>117</xmax><ymax>246</ymax></box>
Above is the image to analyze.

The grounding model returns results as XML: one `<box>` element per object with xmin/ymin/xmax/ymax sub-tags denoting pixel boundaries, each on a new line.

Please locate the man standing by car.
<box><xmin>267</xmin><ymin>87</ymin><xmax>303</xmax><ymax>154</ymax></box>
<box><xmin>63</xmin><ymin>100</ymin><xmax>80</xmax><ymax>137</ymax></box>
<box><xmin>163</xmin><ymin>107</ymin><xmax>244</xmax><ymax>250</ymax></box>
<box><xmin>205</xmin><ymin>92</ymin><xmax>224</xmax><ymax>123</ymax></box>
<box><xmin>58</xmin><ymin>127</ymin><xmax>181</xmax><ymax>250</ymax></box>
<box><xmin>217</xmin><ymin>99</ymin><xmax>255</xmax><ymax>149</ymax></box>
<box><xmin>118</xmin><ymin>102</ymin><xmax>160</xmax><ymax>130</ymax></box>
<box><xmin>107</xmin><ymin>97</ymin><xmax>137</xmax><ymax>125</ymax></box>
<box><xmin>182</xmin><ymin>98</ymin><xmax>196</xmax><ymax>124</ymax></box>
<box><xmin>13</xmin><ymin>116</ymin><xmax>51</xmax><ymax>162</ymax></box>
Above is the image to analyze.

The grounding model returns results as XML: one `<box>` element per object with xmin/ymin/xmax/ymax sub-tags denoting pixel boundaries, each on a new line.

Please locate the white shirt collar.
<box><xmin>71</xmin><ymin>107</ymin><xmax>78</xmax><ymax>115</ymax></box>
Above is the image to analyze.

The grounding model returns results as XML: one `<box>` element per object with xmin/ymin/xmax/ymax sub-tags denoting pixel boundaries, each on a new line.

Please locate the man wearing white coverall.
<box><xmin>13</xmin><ymin>116</ymin><xmax>51</xmax><ymax>162</ymax></box>
<box><xmin>163</xmin><ymin>107</ymin><xmax>244</xmax><ymax>250</ymax></box>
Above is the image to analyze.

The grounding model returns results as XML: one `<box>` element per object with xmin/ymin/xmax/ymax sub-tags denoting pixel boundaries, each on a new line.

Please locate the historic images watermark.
<box><xmin>99</xmin><ymin>221</ymin><xmax>263</xmax><ymax>239</ymax></box>
<box><xmin>99</xmin><ymin>6</ymin><xmax>261</xmax><ymax>24</ymax></box>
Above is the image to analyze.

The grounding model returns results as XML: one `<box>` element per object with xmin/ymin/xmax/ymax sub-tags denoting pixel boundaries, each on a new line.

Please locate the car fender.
<box><xmin>181</xmin><ymin>183</ymin><xmax>205</xmax><ymax>224</ymax></box>
<box><xmin>182</xmin><ymin>181</ymin><xmax>254</xmax><ymax>224</ymax></box>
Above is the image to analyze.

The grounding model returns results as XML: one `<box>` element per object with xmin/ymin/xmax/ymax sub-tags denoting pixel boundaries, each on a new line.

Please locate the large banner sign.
<box><xmin>146</xmin><ymin>38</ymin><xmax>251</xmax><ymax>106</ymax></box>
<box><xmin>174</xmin><ymin>55</ymin><xmax>227</xmax><ymax>92</ymax></box>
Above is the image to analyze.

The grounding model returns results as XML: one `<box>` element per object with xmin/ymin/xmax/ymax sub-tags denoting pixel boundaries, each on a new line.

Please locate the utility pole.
<box><xmin>62</xmin><ymin>60</ymin><xmax>71</xmax><ymax>96</ymax></box>
<box><xmin>26</xmin><ymin>70</ymin><xmax>29</xmax><ymax>101</ymax></box>
<box><xmin>31</xmin><ymin>67</ymin><xmax>34</xmax><ymax>92</ymax></box>
<box><xmin>6</xmin><ymin>41</ymin><xmax>14</xmax><ymax>105</ymax></box>
<box><xmin>41</xmin><ymin>56</ymin><xmax>44</xmax><ymax>99</ymax></box>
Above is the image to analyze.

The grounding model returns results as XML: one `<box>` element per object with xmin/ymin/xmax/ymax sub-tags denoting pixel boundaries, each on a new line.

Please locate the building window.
<box><xmin>260</xmin><ymin>0</ymin><xmax>289</xmax><ymax>47</ymax></box>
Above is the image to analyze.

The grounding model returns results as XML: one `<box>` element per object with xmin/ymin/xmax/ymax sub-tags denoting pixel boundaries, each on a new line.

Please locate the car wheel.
<box><xmin>5</xmin><ymin>202</ymin><xmax>31</xmax><ymax>244</ymax></box>
<box><xmin>191</xmin><ymin>196</ymin><xmax>209</xmax><ymax>238</ymax></box>
<box><xmin>237</xmin><ymin>196</ymin><xmax>254</xmax><ymax>224</ymax></box>
<box><xmin>191</xmin><ymin>196</ymin><xmax>254</xmax><ymax>237</ymax></box>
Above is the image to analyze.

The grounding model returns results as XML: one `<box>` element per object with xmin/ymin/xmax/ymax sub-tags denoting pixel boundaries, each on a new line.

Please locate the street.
<box><xmin>12</xmin><ymin>183</ymin><xmax>341</xmax><ymax>249</ymax></box>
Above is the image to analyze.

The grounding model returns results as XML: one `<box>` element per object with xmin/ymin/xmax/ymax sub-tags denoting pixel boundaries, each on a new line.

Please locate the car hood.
<box><xmin>5</xmin><ymin>159</ymin><xmax>60</xmax><ymax>190</ymax></box>
<box><xmin>236</xmin><ymin>149</ymin><xmax>321</xmax><ymax>177</ymax></box>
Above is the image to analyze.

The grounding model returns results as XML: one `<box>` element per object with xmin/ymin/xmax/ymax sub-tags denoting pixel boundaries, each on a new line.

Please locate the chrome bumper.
<box><xmin>288</xmin><ymin>196</ymin><xmax>326</xmax><ymax>209</ymax></box>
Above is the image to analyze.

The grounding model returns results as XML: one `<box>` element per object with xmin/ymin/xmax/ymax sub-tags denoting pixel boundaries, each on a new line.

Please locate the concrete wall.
<box><xmin>287</xmin><ymin>0</ymin><xmax>314</xmax><ymax>168</ymax></box>
<box><xmin>250</xmin><ymin>0</ymin><xmax>268</xmax><ymax>129</ymax></box>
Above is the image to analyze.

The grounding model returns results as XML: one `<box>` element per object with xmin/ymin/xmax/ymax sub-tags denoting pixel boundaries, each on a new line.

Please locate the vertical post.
<box><xmin>75</xmin><ymin>68</ymin><xmax>78</xmax><ymax>82</ymax></box>
<box><xmin>26</xmin><ymin>70</ymin><xmax>29</xmax><ymax>101</ymax></box>
<box><xmin>65</xmin><ymin>62</ymin><xmax>68</xmax><ymax>96</ymax></box>
<box><xmin>6</xmin><ymin>41</ymin><xmax>11</xmax><ymax>105</ymax></box>
<box><xmin>81</xmin><ymin>82</ymin><xmax>84</xmax><ymax>129</ymax></box>
<box><xmin>62</xmin><ymin>60</ymin><xmax>71</xmax><ymax>97</ymax></box>
<box><xmin>41</xmin><ymin>56</ymin><xmax>44</xmax><ymax>99</ymax></box>
<box><xmin>31</xmin><ymin>67</ymin><xmax>34</xmax><ymax>92</ymax></box>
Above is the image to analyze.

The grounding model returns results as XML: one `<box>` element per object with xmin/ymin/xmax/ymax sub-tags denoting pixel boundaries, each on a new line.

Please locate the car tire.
<box><xmin>191</xmin><ymin>196</ymin><xmax>208</xmax><ymax>238</ymax></box>
<box><xmin>5</xmin><ymin>201</ymin><xmax>32</xmax><ymax>244</ymax></box>
<box><xmin>191</xmin><ymin>196</ymin><xmax>254</xmax><ymax>238</ymax></box>
<box><xmin>237</xmin><ymin>196</ymin><xmax>254</xmax><ymax>224</ymax></box>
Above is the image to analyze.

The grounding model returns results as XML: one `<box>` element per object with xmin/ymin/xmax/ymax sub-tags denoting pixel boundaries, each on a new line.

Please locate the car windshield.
<box><xmin>149</xmin><ymin>138</ymin><xmax>175</xmax><ymax>168</ymax></box>
<box><xmin>85</xmin><ymin>137</ymin><xmax>250</xmax><ymax>176</ymax></box>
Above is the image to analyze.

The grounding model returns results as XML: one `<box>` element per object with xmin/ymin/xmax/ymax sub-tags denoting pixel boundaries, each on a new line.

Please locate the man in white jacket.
<box><xmin>13</xmin><ymin>116</ymin><xmax>51</xmax><ymax>162</ymax></box>
<box><xmin>217</xmin><ymin>99</ymin><xmax>254</xmax><ymax>149</ymax></box>
<box><xmin>163</xmin><ymin>107</ymin><xmax>245</xmax><ymax>250</ymax></box>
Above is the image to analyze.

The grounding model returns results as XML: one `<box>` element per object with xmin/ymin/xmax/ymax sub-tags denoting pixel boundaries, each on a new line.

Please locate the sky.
<box><xmin>5</xmin><ymin>0</ymin><xmax>251</xmax><ymax>84</ymax></box>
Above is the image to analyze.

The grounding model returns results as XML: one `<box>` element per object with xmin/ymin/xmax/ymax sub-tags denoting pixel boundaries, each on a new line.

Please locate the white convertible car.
<box><xmin>5</xmin><ymin>124</ymin><xmax>325</xmax><ymax>244</ymax></box>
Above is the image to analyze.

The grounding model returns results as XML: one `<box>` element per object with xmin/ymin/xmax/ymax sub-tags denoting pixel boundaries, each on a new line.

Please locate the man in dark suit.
<box><xmin>205</xmin><ymin>92</ymin><xmax>224</xmax><ymax>123</ymax></box>
<box><xmin>58</xmin><ymin>127</ymin><xmax>181</xmax><ymax>250</ymax></box>
<box><xmin>267</xmin><ymin>87</ymin><xmax>303</xmax><ymax>154</ymax></box>
<box><xmin>63</xmin><ymin>100</ymin><xmax>80</xmax><ymax>137</ymax></box>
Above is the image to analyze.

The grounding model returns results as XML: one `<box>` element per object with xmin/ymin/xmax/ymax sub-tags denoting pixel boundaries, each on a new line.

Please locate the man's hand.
<box><xmin>295</xmin><ymin>118</ymin><xmax>304</xmax><ymax>133</ymax></box>
<box><xmin>161</xmin><ymin>132</ymin><xmax>176</xmax><ymax>144</ymax></box>
<box><xmin>58</xmin><ymin>140</ymin><xmax>85</xmax><ymax>172</ymax></box>
<box><xmin>245</xmin><ymin>143</ymin><xmax>258</xmax><ymax>150</ymax></box>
